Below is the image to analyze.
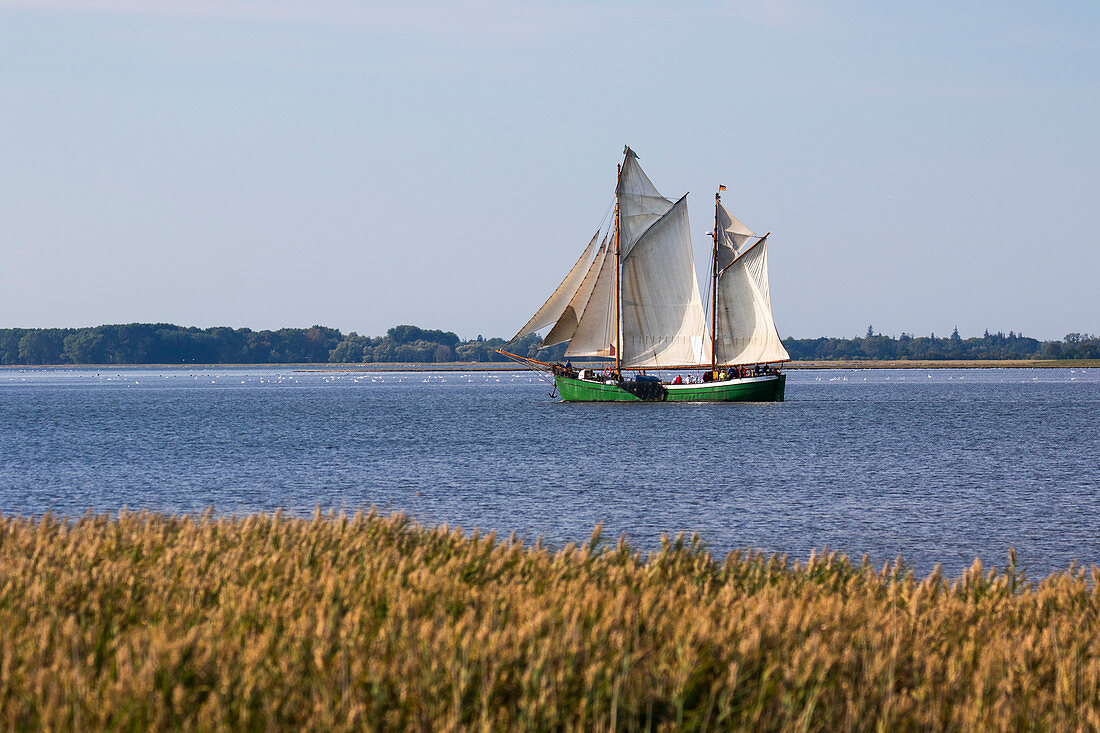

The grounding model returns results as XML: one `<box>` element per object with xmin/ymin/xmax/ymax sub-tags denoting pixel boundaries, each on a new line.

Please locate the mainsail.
<box><xmin>621</xmin><ymin>196</ymin><xmax>709</xmax><ymax>367</ymax></box>
<box><xmin>714</xmin><ymin>231</ymin><xmax>790</xmax><ymax>365</ymax></box>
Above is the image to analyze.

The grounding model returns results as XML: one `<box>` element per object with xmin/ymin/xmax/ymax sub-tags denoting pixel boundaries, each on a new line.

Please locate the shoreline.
<box><xmin>2</xmin><ymin>359</ymin><xmax>1097</xmax><ymax>372</ymax></box>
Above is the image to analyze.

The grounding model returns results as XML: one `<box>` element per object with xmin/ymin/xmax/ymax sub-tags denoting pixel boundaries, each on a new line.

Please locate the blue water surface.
<box><xmin>2</xmin><ymin>367</ymin><xmax>1097</xmax><ymax>575</ymax></box>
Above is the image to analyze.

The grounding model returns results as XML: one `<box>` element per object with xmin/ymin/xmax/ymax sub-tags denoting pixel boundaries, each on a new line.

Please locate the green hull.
<box><xmin>554</xmin><ymin>373</ymin><xmax>785</xmax><ymax>402</ymax></box>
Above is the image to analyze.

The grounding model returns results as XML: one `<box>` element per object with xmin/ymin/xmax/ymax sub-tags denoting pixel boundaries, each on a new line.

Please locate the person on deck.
<box><xmin>672</xmin><ymin>374</ymin><xmax>682</xmax><ymax>385</ymax></box>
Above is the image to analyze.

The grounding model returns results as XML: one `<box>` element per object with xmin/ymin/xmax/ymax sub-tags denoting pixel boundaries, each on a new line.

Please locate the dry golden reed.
<box><xmin>1</xmin><ymin>510</ymin><xmax>1099</xmax><ymax>731</ymax></box>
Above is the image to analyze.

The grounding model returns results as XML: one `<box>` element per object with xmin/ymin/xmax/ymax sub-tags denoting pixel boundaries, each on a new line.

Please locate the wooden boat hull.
<box><xmin>554</xmin><ymin>373</ymin><xmax>785</xmax><ymax>402</ymax></box>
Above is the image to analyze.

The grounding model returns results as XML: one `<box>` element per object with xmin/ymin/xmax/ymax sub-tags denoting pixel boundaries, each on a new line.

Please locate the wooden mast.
<box><xmin>711</xmin><ymin>191</ymin><xmax>720</xmax><ymax>373</ymax></box>
<box><xmin>614</xmin><ymin>161</ymin><xmax>622</xmax><ymax>375</ymax></box>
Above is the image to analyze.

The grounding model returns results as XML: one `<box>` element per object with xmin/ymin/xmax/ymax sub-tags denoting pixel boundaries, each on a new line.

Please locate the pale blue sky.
<box><xmin>1</xmin><ymin>0</ymin><xmax>1097</xmax><ymax>340</ymax></box>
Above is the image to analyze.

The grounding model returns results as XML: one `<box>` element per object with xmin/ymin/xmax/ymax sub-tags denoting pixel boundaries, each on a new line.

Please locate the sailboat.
<box><xmin>498</xmin><ymin>147</ymin><xmax>789</xmax><ymax>402</ymax></box>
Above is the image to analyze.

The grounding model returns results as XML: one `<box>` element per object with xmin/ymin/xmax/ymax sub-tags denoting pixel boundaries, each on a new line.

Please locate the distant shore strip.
<box><xmin>3</xmin><ymin>359</ymin><xmax>1098</xmax><ymax>372</ymax></box>
<box><xmin>295</xmin><ymin>359</ymin><xmax>1100</xmax><ymax>372</ymax></box>
<box><xmin>3</xmin><ymin>323</ymin><xmax>1098</xmax><ymax>366</ymax></box>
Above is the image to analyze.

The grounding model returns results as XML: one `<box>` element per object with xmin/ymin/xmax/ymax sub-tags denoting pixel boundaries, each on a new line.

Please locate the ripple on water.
<box><xmin>1</xmin><ymin>366</ymin><xmax>1099</xmax><ymax>574</ymax></box>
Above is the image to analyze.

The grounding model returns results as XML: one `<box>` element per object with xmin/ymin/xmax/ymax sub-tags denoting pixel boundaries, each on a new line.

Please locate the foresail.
<box><xmin>617</xmin><ymin>148</ymin><xmax>673</xmax><ymax>258</ymax></box>
<box><xmin>564</xmin><ymin>241</ymin><xmax>617</xmax><ymax>358</ymax></box>
<box><xmin>715</xmin><ymin>237</ymin><xmax>790</xmax><ymax>365</ymax></box>
<box><xmin>717</xmin><ymin>202</ymin><xmax>756</xmax><ymax>270</ymax></box>
<box><xmin>509</xmin><ymin>231</ymin><xmax>601</xmax><ymax>342</ymax></box>
<box><xmin>621</xmin><ymin>196</ymin><xmax>710</xmax><ymax>368</ymax></box>
<box><xmin>541</xmin><ymin>236</ymin><xmax>607</xmax><ymax>347</ymax></box>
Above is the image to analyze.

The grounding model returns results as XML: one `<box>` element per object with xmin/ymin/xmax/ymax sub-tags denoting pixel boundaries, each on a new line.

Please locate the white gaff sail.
<box><xmin>621</xmin><ymin>196</ymin><xmax>710</xmax><ymax>368</ymax></box>
<box><xmin>715</xmin><ymin>236</ymin><xmax>790</xmax><ymax>365</ymax></box>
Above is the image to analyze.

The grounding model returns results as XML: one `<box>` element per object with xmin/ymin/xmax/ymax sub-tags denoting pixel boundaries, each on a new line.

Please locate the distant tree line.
<box><xmin>1</xmin><ymin>323</ymin><xmax>1096</xmax><ymax>365</ymax></box>
<box><xmin>326</xmin><ymin>325</ymin><xmax>563</xmax><ymax>364</ymax></box>
<box><xmin>782</xmin><ymin>326</ymin><xmax>1100</xmax><ymax>361</ymax></box>
<box><xmin>0</xmin><ymin>323</ymin><xmax>565</xmax><ymax>366</ymax></box>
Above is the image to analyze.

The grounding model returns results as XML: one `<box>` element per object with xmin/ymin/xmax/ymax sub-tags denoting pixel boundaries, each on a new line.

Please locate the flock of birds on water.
<box><xmin>2</xmin><ymin>369</ymin><xmax>1089</xmax><ymax>387</ymax></box>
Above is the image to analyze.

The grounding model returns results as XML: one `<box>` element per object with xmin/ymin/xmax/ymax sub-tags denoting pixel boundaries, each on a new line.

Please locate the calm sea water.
<box><xmin>2</xmin><ymin>367</ymin><xmax>1098</xmax><ymax>575</ymax></box>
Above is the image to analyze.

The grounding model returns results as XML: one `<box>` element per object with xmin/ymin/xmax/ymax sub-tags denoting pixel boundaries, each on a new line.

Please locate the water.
<box><xmin>2</xmin><ymin>366</ymin><xmax>1098</xmax><ymax>575</ymax></box>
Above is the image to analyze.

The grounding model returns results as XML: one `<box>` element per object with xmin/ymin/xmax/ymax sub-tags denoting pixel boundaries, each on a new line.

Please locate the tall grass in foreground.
<box><xmin>2</xmin><ymin>511</ymin><xmax>1099</xmax><ymax>731</ymax></box>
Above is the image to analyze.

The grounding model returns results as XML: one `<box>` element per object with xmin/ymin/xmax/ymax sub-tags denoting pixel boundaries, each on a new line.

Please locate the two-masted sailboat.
<box><xmin>498</xmin><ymin>147</ymin><xmax>789</xmax><ymax>402</ymax></box>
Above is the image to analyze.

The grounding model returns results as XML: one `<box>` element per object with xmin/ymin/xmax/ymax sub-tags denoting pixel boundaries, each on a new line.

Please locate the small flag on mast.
<box><xmin>718</xmin><ymin>185</ymin><xmax>726</xmax><ymax>191</ymax></box>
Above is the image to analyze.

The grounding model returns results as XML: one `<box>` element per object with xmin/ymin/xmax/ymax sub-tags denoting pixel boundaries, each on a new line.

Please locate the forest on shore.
<box><xmin>1</xmin><ymin>323</ymin><xmax>1097</xmax><ymax>365</ymax></box>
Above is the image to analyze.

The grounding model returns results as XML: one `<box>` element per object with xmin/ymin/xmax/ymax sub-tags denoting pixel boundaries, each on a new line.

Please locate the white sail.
<box><xmin>564</xmin><ymin>243</ymin><xmax>617</xmax><ymax>358</ymax></box>
<box><xmin>715</xmin><ymin>236</ymin><xmax>790</xmax><ymax>365</ymax></box>
<box><xmin>621</xmin><ymin>196</ymin><xmax>710</xmax><ymax>368</ymax></box>
<box><xmin>510</xmin><ymin>231</ymin><xmax>602</xmax><ymax>342</ymax></box>
<box><xmin>541</xmin><ymin>236</ymin><xmax>607</xmax><ymax>347</ymax></box>
<box><xmin>617</xmin><ymin>148</ymin><xmax>673</xmax><ymax>257</ymax></box>
<box><xmin>716</xmin><ymin>202</ymin><xmax>756</xmax><ymax>270</ymax></box>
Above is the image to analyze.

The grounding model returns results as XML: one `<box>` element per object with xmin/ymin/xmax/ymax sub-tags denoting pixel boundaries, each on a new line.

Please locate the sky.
<box><xmin>1</xmin><ymin>0</ymin><xmax>1097</xmax><ymax>341</ymax></box>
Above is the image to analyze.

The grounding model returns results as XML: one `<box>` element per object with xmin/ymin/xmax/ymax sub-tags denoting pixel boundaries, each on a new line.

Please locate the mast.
<box><xmin>711</xmin><ymin>191</ymin><xmax>720</xmax><ymax>371</ymax></box>
<box><xmin>614</xmin><ymin>162</ymin><xmax>622</xmax><ymax>374</ymax></box>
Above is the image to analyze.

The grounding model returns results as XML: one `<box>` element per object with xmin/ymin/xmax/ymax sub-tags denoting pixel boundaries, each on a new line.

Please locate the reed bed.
<box><xmin>2</xmin><ymin>511</ymin><xmax>1099</xmax><ymax>731</ymax></box>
